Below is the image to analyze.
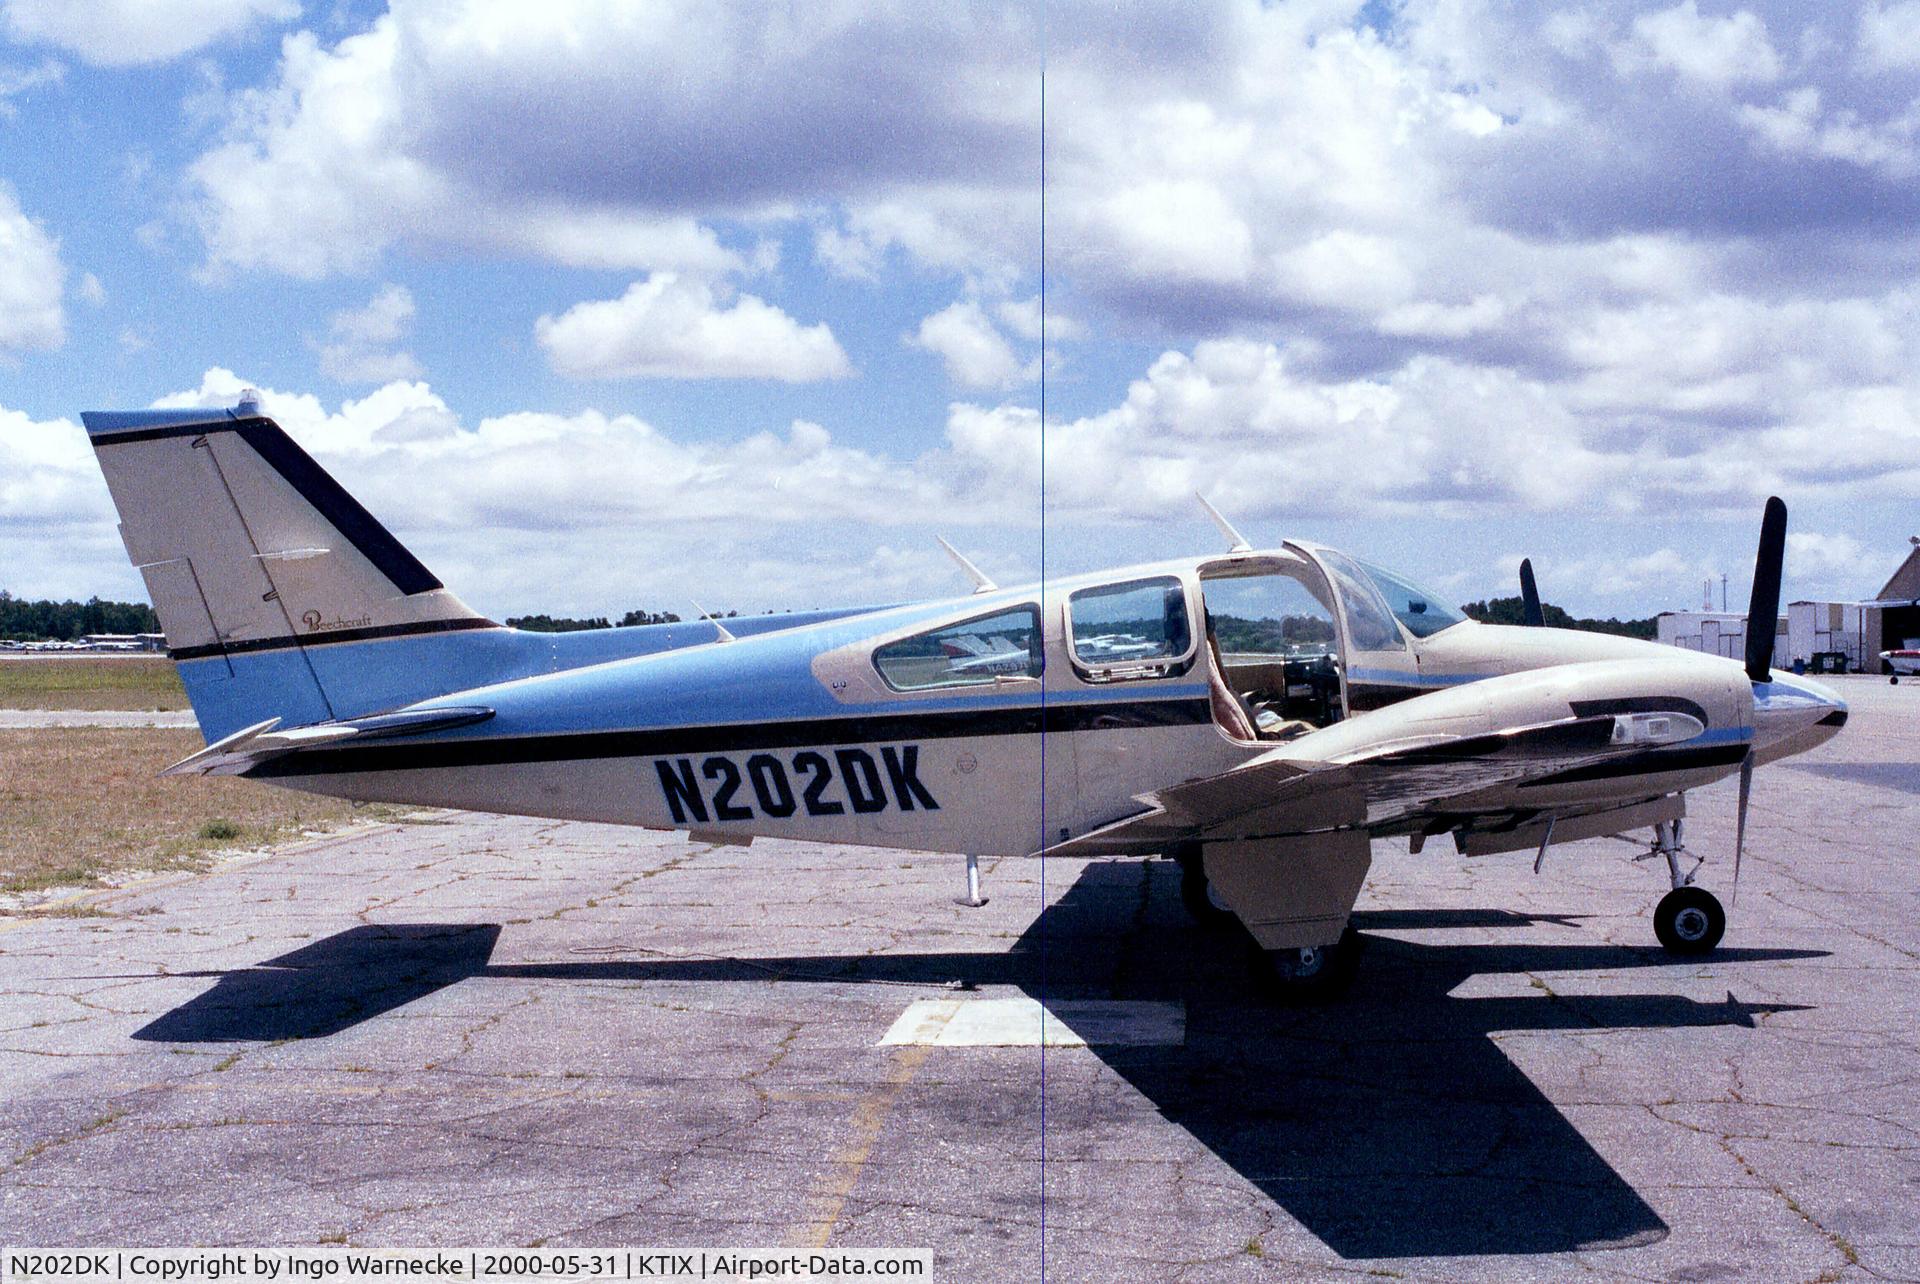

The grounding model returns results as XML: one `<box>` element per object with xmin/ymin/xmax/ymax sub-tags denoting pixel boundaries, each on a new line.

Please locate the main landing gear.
<box><xmin>1173</xmin><ymin>842</ymin><xmax>1237</xmax><ymax>929</ymax></box>
<box><xmin>1260</xmin><ymin>927</ymin><xmax>1365</xmax><ymax>1001</ymax></box>
<box><xmin>1643</xmin><ymin>819</ymin><xmax>1727</xmax><ymax>956</ymax></box>
<box><xmin>1173</xmin><ymin>844</ymin><xmax>1363</xmax><ymax>1002</ymax></box>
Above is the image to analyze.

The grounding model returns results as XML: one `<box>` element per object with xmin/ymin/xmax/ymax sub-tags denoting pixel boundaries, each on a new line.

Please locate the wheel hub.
<box><xmin>1674</xmin><ymin>907</ymin><xmax>1711</xmax><ymax>941</ymax></box>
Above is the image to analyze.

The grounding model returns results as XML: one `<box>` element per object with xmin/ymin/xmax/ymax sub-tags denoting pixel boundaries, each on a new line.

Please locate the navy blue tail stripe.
<box><xmin>245</xmin><ymin>698</ymin><xmax>1217</xmax><ymax>778</ymax></box>
<box><xmin>234</xmin><ymin>418</ymin><xmax>443</xmax><ymax>594</ymax></box>
<box><xmin>92</xmin><ymin>414</ymin><xmax>442</xmax><ymax>596</ymax></box>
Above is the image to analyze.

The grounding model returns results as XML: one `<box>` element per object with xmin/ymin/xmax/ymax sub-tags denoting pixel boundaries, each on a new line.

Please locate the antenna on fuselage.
<box><xmin>937</xmin><ymin>536</ymin><xmax>998</xmax><ymax>594</ymax></box>
<box><xmin>692</xmin><ymin>601</ymin><xmax>736</xmax><ymax>644</ymax></box>
<box><xmin>1195</xmin><ymin>492</ymin><xmax>1252</xmax><ymax>553</ymax></box>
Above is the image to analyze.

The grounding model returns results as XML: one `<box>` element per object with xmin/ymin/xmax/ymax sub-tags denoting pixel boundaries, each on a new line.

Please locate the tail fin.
<box><xmin>82</xmin><ymin>401</ymin><xmax>497</xmax><ymax>740</ymax></box>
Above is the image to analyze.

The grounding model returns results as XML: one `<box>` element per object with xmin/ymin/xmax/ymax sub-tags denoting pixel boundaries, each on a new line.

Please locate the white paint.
<box><xmin>879</xmin><ymin>997</ymin><xmax>1184</xmax><ymax>1048</ymax></box>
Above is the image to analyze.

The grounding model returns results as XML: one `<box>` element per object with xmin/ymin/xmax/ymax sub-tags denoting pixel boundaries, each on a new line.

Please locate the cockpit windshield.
<box><xmin>1355</xmin><ymin>560</ymin><xmax>1467</xmax><ymax>639</ymax></box>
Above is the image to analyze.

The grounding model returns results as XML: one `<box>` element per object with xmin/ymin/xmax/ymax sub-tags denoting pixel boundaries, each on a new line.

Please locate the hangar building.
<box><xmin>1787</xmin><ymin>540</ymin><xmax>1920</xmax><ymax>673</ymax></box>
<box><xmin>1658</xmin><ymin>540</ymin><xmax>1920</xmax><ymax>674</ymax></box>
<box><xmin>1655</xmin><ymin>611</ymin><xmax>1788</xmax><ymax>668</ymax></box>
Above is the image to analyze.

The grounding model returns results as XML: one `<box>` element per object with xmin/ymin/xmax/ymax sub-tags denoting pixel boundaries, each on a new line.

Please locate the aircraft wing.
<box><xmin>1047</xmin><ymin>712</ymin><xmax>1676</xmax><ymax>857</ymax></box>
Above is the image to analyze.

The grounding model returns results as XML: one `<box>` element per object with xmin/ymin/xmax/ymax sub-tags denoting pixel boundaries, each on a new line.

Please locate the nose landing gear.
<box><xmin>1655</xmin><ymin>886</ymin><xmax>1726</xmax><ymax>954</ymax></box>
<box><xmin>1643</xmin><ymin>819</ymin><xmax>1727</xmax><ymax>955</ymax></box>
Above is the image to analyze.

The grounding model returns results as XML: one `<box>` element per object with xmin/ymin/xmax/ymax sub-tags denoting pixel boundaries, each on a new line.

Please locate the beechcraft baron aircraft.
<box><xmin>80</xmin><ymin>398</ymin><xmax>1848</xmax><ymax>997</ymax></box>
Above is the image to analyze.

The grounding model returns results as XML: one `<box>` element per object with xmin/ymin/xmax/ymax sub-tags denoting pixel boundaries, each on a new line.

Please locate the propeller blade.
<box><xmin>1519</xmin><ymin>558</ymin><xmax>1545</xmax><ymax>627</ymax></box>
<box><xmin>1733</xmin><ymin>749</ymin><xmax>1753</xmax><ymax>907</ymax></box>
<box><xmin>1745</xmin><ymin>496</ymin><xmax>1787</xmax><ymax>683</ymax></box>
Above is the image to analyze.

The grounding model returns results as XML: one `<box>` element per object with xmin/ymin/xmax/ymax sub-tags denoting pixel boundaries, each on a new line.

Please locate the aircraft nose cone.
<box><xmin>1751</xmin><ymin>673</ymin><xmax>1847</xmax><ymax>761</ymax></box>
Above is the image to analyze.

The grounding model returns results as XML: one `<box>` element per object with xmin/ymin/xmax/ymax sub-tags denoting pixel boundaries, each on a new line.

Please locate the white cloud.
<box><xmin>1738</xmin><ymin>86</ymin><xmax>1920</xmax><ymax>178</ymax></box>
<box><xmin>0</xmin><ymin>402</ymin><xmax>99</xmax><ymax>524</ymax></box>
<box><xmin>1788</xmin><ymin>530</ymin><xmax>1876</xmax><ymax>583</ymax></box>
<box><xmin>1542</xmin><ymin>548</ymin><xmax>1708</xmax><ymax>599</ymax></box>
<box><xmin>938</xmin><ymin>340</ymin><xmax>1621</xmax><ymax>523</ymax></box>
<box><xmin>1</xmin><ymin>0</ymin><xmax>296</xmax><ymax>67</ymax></box>
<box><xmin>0</xmin><ymin>188</ymin><xmax>64</xmax><ymax>355</ymax></box>
<box><xmin>536</xmin><ymin>273</ymin><xmax>851</xmax><ymax>382</ymax></box>
<box><xmin>936</xmin><ymin>331</ymin><xmax>1920</xmax><ymax>527</ymax></box>
<box><xmin>315</xmin><ymin>283</ymin><xmax>422</xmax><ymax>384</ymax></box>
<box><xmin>39</xmin><ymin>3</ymin><xmax>1920</xmax><ymax>605</ymax></box>
<box><xmin>0</xmin><ymin>403</ymin><xmax>127</xmax><ymax>598</ymax></box>
<box><xmin>130</xmin><ymin>368</ymin><xmax>955</xmax><ymax>611</ymax></box>
<box><xmin>1626</xmin><ymin>3</ymin><xmax>1782</xmax><ymax>88</ymax></box>
<box><xmin>186</xmin><ymin>20</ymin><xmax>738</xmax><ymax>280</ymax></box>
<box><xmin>17</xmin><ymin>331</ymin><xmax>1920</xmax><ymax>614</ymax></box>
<box><xmin>185</xmin><ymin>3</ymin><xmax>1033</xmax><ymax>281</ymax></box>
<box><xmin>1085</xmin><ymin>179</ymin><xmax>1255</xmax><ymax>289</ymax></box>
<box><xmin>909</xmin><ymin>300</ymin><xmax>1035</xmax><ymax>390</ymax></box>
<box><xmin>172</xmin><ymin>0</ymin><xmax>1920</xmax><ymax>431</ymax></box>
<box><xmin>1858</xmin><ymin>1</ymin><xmax>1920</xmax><ymax>73</ymax></box>
<box><xmin>328</xmin><ymin>282</ymin><xmax>411</xmax><ymax>347</ymax></box>
<box><xmin>76</xmin><ymin>271</ymin><xmax>104</xmax><ymax>305</ymax></box>
<box><xmin>994</xmin><ymin>295</ymin><xmax>1084</xmax><ymax>343</ymax></box>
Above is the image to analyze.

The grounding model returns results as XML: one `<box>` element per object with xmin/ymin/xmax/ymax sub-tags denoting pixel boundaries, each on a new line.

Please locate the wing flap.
<box><xmin>1048</xmin><ymin>711</ymin><xmax>1693</xmax><ymax>856</ymax></box>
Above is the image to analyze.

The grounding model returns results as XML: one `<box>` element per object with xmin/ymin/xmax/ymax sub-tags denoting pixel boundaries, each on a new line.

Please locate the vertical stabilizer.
<box><xmin>81</xmin><ymin>405</ymin><xmax>495</xmax><ymax>738</ymax></box>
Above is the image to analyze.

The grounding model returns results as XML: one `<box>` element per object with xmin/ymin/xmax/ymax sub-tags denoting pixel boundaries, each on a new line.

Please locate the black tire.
<box><xmin>1258</xmin><ymin>927</ymin><xmax>1364</xmax><ymax>1003</ymax></box>
<box><xmin>1654</xmin><ymin>886</ymin><xmax>1726</xmax><ymax>956</ymax></box>
<box><xmin>1174</xmin><ymin>844</ymin><xmax>1237</xmax><ymax>929</ymax></box>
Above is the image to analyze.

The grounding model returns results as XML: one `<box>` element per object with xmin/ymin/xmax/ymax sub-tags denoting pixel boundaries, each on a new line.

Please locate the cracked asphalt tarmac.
<box><xmin>2</xmin><ymin>675</ymin><xmax>1915</xmax><ymax>1281</ymax></box>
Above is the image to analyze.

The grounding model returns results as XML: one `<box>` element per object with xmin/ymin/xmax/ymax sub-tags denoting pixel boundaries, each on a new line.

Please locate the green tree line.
<box><xmin>1462</xmin><ymin>595</ymin><xmax>1657</xmax><ymax>640</ymax></box>
<box><xmin>0</xmin><ymin>591</ymin><xmax>159</xmax><ymax>641</ymax></box>
<box><xmin>504</xmin><ymin>609</ymin><xmax>691</xmax><ymax>632</ymax></box>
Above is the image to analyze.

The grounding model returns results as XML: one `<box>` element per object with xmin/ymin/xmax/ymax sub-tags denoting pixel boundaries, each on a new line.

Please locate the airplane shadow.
<box><xmin>134</xmin><ymin>924</ymin><xmax>503</xmax><ymax>1042</ymax></box>
<box><xmin>129</xmin><ymin>865</ymin><xmax>1825</xmax><ymax>1259</ymax></box>
<box><xmin>1782</xmin><ymin>760</ymin><xmax>1920</xmax><ymax>796</ymax></box>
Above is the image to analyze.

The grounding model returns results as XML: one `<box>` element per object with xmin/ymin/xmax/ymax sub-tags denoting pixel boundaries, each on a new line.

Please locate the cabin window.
<box><xmin>1067</xmin><ymin>576</ymin><xmax>1194</xmax><ymax>680</ymax></box>
<box><xmin>1203</xmin><ymin>572</ymin><xmax>1338</xmax><ymax>659</ymax></box>
<box><xmin>1356</xmin><ymin>560</ymin><xmax>1466</xmax><ymax>639</ymax></box>
<box><xmin>872</xmin><ymin>605</ymin><xmax>1042</xmax><ymax>691</ymax></box>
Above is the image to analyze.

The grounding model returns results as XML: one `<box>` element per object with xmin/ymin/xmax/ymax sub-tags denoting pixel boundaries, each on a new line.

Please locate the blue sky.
<box><xmin>3</xmin><ymin>0</ymin><xmax>1919</xmax><ymax>621</ymax></box>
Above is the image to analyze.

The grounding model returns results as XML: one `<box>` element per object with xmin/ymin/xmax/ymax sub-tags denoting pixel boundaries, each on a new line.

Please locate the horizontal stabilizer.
<box><xmin>162</xmin><ymin>706</ymin><xmax>494</xmax><ymax>777</ymax></box>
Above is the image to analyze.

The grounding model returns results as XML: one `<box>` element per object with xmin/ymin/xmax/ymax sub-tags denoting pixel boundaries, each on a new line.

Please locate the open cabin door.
<box><xmin>1197</xmin><ymin>553</ymin><xmax>1347</xmax><ymax>743</ymax></box>
<box><xmin>1285</xmin><ymin>543</ymin><xmax>1424</xmax><ymax>715</ymax></box>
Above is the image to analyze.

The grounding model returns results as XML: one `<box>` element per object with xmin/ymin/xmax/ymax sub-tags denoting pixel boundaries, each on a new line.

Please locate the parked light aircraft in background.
<box><xmin>80</xmin><ymin>398</ymin><xmax>1847</xmax><ymax>996</ymax></box>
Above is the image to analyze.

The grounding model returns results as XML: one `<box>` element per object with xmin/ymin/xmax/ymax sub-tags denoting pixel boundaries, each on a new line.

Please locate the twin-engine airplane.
<box><xmin>81</xmin><ymin>398</ymin><xmax>1847</xmax><ymax>997</ymax></box>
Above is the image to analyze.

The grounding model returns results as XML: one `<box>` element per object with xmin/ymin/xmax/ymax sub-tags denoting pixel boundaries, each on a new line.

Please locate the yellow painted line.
<box><xmin>795</xmin><ymin>1005</ymin><xmax>956</xmax><ymax>1249</ymax></box>
<box><xmin>0</xmin><ymin>886</ymin><xmax>107</xmax><ymax>931</ymax></box>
